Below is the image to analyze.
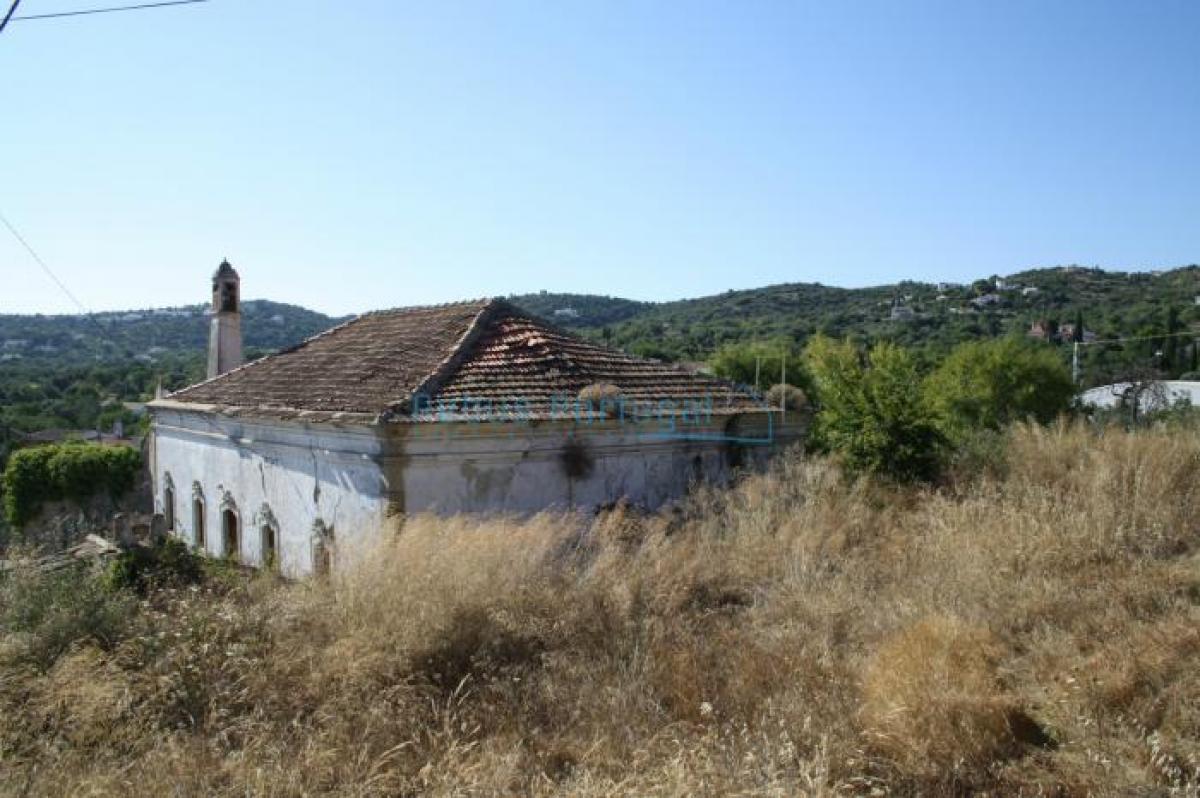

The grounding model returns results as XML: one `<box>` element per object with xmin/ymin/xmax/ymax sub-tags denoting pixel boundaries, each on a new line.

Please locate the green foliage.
<box><xmin>2</xmin><ymin>442</ymin><xmax>141</xmax><ymax>527</ymax></box>
<box><xmin>105</xmin><ymin>536</ymin><xmax>203</xmax><ymax>594</ymax></box>
<box><xmin>503</xmin><ymin>292</ymin><xmax>649</xmax><ymax>328</ymax></box>
<box><xmin>0</xmin><ymin>299</ymin><xmax>342</xmax><ymax>436</ymax></box>
<box><xmin>0</xmin><ymin>563</ymin><xmax>135</xmax><ymax>671</ymax></box>
<box><xmin>515</xmin><ymin>264</ymin><xmax>1200</xmax><ymax>381</ymax></box>
<box><xmin>708</xmin><ymin>338</ymin><xmax>811</xmax><ymax>393</ymax></box>
<box><xmin>942</xmin><ymin>427</ymin><xmax>1011</xmax><ymax>486</ymax></box>
<box><xmin>924</xmin><ymin>338</ymin><xmax>1075</xmax><ymax>441</ymax></box>
<box><xmin>804</xmin><ymin>337</ymin><xmax>945</xmax><ymax>482</ymax></box>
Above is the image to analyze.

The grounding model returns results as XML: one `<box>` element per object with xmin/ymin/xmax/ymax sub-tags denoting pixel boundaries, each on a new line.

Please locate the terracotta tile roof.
<box><xmin>163</xmin><ymin>299</ymin><xmax>763</xmax><ymax>422</ymax></box>
<box><xmin>421</xmin><ymin>310</ymin><xmax>758</xmax><ymax>419</ymax></box>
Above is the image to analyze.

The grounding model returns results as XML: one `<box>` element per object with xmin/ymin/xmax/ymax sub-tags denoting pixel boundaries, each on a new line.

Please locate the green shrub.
<box><xmin>804</xmin><ymin>336</ymin><xmax>945</xmax><ymax>482</ymax></box>
<box><xmin>105</xmin><ymin>536</ymin><xmax>203</xmax><ymax>594</ymax></box>
<box><xmin>0</xmin><ymin>563</ymin><xmax>135</xmax><ymax>671</ymax></box>
<box><xmin>924</xmin><ymin>338</ymin><xmax>1075</xmax><ymax>441</ymax></box>
<box><xmin>2</xmin><ymin>442</ymin><xmax>141</xmax><ymax>527</ymax></box>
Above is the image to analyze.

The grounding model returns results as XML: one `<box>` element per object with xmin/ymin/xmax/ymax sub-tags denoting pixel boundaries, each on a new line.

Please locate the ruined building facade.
<box><xmin>148</xmin><ymin>264</ymin><xmax>804</xmax><ymax>577</ymax></box>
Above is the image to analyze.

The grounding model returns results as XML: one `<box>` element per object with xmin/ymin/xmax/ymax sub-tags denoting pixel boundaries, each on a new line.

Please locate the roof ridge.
<box><xmin>482</xmin><ymin>300</ymin><xmax>684</xmax><ymax>369</ymax></box>
<box><xmin>381</xmin><ymin>298</ymin><xmax>507</xmax><ymax>419</ymax></box>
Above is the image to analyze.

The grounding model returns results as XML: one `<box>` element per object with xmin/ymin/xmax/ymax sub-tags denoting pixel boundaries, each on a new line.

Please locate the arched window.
<box><xmin>163</xmin><ymin>473</ymin><xmax>176</xmax><ymax>533</ymax></box>
<box><xmin>223</xmin><ymin>509</ymin><xmax>240</xmax><ymax>561</ymax></box>
<box><xmin>311</xmin><ymin>519</ymin><xmax>334</xmax><ymax>578</ymax></box>
<box><xmin>219</xmin><ymin>490</ymin><xmax>240</xmax><ymax>562</ymax></box>
<box><xmin>258</xmin><ymin>504</ymin><xmax>280</xmax><ymax>572</ymax></box>
<box><xmin>191</xmin><ymin>482</ymin><xmax>206</xmax><ymax>551</ymax></box>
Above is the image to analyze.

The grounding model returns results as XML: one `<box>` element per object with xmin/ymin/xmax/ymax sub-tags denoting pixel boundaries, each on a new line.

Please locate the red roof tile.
<box><xmin>164</xmin><ymin>299</ymin><xmax>762</xmax><ymax>422</ymax></box>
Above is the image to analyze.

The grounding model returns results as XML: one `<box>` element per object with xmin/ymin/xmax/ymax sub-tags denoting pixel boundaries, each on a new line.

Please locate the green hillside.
<box><xmin>2</xmin><ymin>265</ymin><xmax>1198</xmax><ymax>443</ymax></box>
<box><xmin>0</xmin><ymin>300</ymin><xmax>343</xmax><ymax>368</ymax></box>
<box><xmin>511</xmin><ymin>264</ymin><xmax>1200</xmax><ymax>382</ymax></box>
<box><xmin>0</xmin><ymin>301</ymin><xmax>344</xmax><ymax>441</ymax></box>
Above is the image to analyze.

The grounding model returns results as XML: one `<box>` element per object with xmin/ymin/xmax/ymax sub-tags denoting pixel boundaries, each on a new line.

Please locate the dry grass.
<box><xmin>2</xmin><ymin>422</ymin><xmax>1200</xmax><ymax>795</ymax></box>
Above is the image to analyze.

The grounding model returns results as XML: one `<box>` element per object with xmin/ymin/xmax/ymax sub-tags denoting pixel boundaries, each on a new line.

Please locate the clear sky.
<box><xmin>1</xmin><ymin>0</ymin><xmax>1197</xmax><ymax>316</ymax></box>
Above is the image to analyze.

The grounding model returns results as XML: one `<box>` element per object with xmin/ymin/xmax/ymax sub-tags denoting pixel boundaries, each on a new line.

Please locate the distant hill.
<box><xmin>4</xmin><ymin>266</ymin><xmax>1198</xmax><ymax>372</ymax></box>
<box><xmin>0</xmin><ymin>300</ymin><xmax>346</xmax><ymax>369</ymax></box>
<box><xmin>511</xmin><ymin>265</ymin><xmax>1200</xmax><ymax>364</ymax></box>
<box><xmin>503</xmin><ymin>292</ymin><xmax>650</xmax><ymax>329</ymax></box>
<box><xmin>1</xmin><ymin>264</ymin><xmax>1197</xmax><ymax>369</ymax></box>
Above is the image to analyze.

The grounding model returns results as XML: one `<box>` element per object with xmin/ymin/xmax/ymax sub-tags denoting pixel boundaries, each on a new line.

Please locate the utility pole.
<box><xmin>780</xmin><ymin>352</ymin><xmax>787</xmax><ymax>421</ymax></box>
<box><xmin>753</xmin><ymin>356</ymin><xmax>761</xmax><ymax>393</ymax></box>
<box><xmin>1072</xmin><ymin>341</ymin><xmax>1080</xmax><ymax>385</ymax></box>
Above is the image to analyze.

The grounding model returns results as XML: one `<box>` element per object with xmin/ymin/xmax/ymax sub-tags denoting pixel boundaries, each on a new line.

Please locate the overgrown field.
<box><xmin>2</xmin><ymin>424</ymin><xmax>1199</xmax><ymax>795</ymax></box>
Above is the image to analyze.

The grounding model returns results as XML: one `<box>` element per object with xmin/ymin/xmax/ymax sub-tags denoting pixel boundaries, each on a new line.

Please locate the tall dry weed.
<box><xmin>2</xmin><ymin>423</ymin><xmax>1199</xmax><ymax>795</ymax></box>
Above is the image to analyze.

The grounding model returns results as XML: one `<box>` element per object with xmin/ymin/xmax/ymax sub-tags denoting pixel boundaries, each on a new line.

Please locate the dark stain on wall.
<box><xmin>560</xmin><ymin>437</ymin><xmax>594</xmax><ymax>479</ymax></box>
<box><xmin>379</xmin><ymin>425</ymin><xmax>409</xmax><ymax>517</ymax></box>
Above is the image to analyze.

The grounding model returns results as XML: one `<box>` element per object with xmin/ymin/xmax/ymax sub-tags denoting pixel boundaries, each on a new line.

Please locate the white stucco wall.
<box><xmin>151</xmin><ymin>408</ymin><xmax>390</xmax><ymax>578</ymax></box>
<box><xmin>150</xmin><ymin>406</ymin><xmax>805</xmax><ymax>577</ymax></box>
<box><xmin>1080</xmin><ymin>381</ymin><xmax>1200</xmax><ymax>413</ymax></box>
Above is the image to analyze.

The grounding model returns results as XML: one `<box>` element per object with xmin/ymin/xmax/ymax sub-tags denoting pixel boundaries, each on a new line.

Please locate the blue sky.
<box><xmin>1</xmin><ymin>1</ymin><xmax>1197</xmax><ymax>315</ymax></box>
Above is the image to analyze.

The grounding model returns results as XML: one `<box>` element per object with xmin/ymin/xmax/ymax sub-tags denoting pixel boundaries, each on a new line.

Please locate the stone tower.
<box><xmin>207</xmin><ymin>260</ymin><xmax>243</xmax><ymax>379</ymax></box>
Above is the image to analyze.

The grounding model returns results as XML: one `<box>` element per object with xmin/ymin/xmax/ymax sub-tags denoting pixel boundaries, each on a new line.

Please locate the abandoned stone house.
<box><xmin>148</xmin><ymin>262</ymin><xmax>802</xmax><ymax>577</ymax></box>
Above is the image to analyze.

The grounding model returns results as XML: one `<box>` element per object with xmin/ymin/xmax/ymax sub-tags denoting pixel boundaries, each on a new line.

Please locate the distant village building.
<box><xmin>149</xmin><ymin>263</ymin><xmax>803</xmax><ymax>577</ymax></box>
<box><xmin>970</xmin><ymin>293</ymin><xmax>1001</xmax><ymax>308</ymax></box>
<box><xmin>889</xmin><ymin>304</ymin><xmax>916</xmax><ymax>321</ymax></box>
<box><xmin>553</xmin><ymin>307</ymin><xmax>580</xmax><ymax>320</ymax></box>
<box><xmin>1022</xmin><ymin>286</ymin><xmax>1040</xmax><ymax>296</ymax></box>
<box><xmin>1028</xmin><ymin>320</ymin><xmax>1095</xmax><ymax>343</ymax></box>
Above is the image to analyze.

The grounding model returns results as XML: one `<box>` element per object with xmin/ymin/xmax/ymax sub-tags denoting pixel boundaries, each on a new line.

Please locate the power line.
<box><xmin>0</xmin><ymin>210</ymin><xmax>93</xmax><ymax>315</ymax></box>
<box><xmin>9</xmin><ymin>0</ymin><xmax>206</xmax><ymax>23</ymax></box>
<box><xmin>0</xmin><ymin>1</ymin><xmax>22</xmax><ymax>34</ymax></box>
<box><xmin>1072</xmin><ymin>329</ymin><xmax>1200</xmax><ymax>384</ymax></box>
<box><xmin>1077</xmin><ymin>330</ymin><xmax>1199</xmax><ymax>347</ymax></box>
<box><xmin>0</xmin><ymin>209</ymin><xmax>132</xmax><ymax>355</ymax></box>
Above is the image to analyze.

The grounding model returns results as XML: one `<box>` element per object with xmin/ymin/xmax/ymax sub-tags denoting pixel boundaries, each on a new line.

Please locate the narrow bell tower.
<box><xmin>207</xmin><ymin>259</ymin><xmax>243</xmax><ymax>379</ymax></box>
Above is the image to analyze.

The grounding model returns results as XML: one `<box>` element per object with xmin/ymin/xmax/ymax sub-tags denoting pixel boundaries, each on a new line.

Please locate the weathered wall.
<box><xmin>390</xmin><ymin>413</ymin><xmax>806</xmax><ymax>515</ymax></box>
<box><xmin>151</xmin><ymin>409</ymin><xmax>388</xmax><ymax>577</ymax></box>
<box><xmin>151</xmin><ymin>408</ymin><xmax>807</xmax><ymax>577</ymax></box>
